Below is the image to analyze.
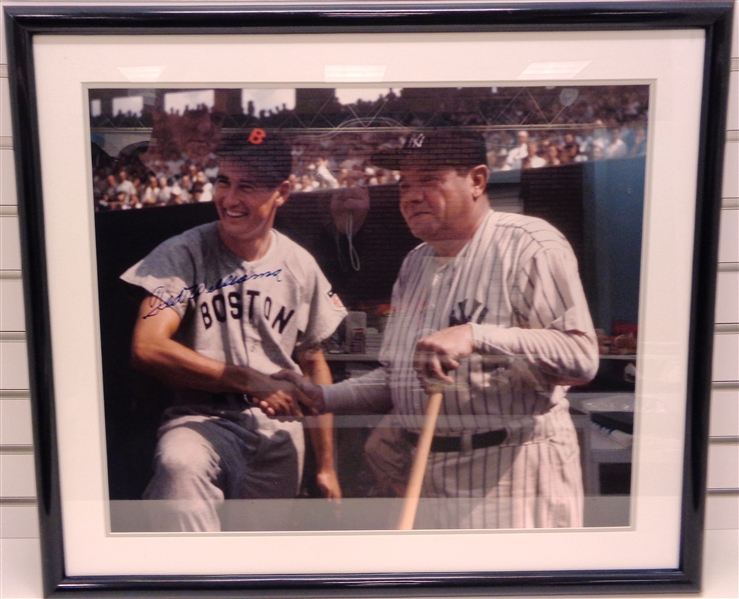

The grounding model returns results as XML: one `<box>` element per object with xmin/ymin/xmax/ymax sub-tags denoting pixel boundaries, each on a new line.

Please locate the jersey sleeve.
<box><xmin>322</xmin><ymin>367</ymin><xmax>393</xmax><ymax>414</ymax></box>
<box><xmin>119</xmin><ymin>233</ymin><xmax>198</xmax><ymax>320</ymax></box>
<box><xmin>294</xmin><ymin>256</ymin><xmax>348</xmax><ymax>351</ymax></box>
<box><xmin>471</xmin><ymin>246</ymin><xmax>599</xmax><ymax>385</ymax></box>
<box><xmin>515</xmin><ymin>245</ymin><xmax>595</xmax><ymax>334</ymax></box>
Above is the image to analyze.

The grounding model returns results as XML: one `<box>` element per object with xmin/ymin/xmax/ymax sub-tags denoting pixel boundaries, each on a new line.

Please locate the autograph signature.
<box><xmin>143</xmin><ymin>269</ymin><xmax>282</xmax><ymax>319</ymax></box>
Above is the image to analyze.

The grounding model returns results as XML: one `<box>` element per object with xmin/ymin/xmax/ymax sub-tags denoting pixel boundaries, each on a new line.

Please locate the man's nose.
<box><xmin>401</xmin><ymin>187</ymin><xmax>423</xmax><ymax>204</ymax></box>
<box><xmin>220</xmin><ymin>185</ymin><xmax>239</xmax><ymax>205</ymax></box>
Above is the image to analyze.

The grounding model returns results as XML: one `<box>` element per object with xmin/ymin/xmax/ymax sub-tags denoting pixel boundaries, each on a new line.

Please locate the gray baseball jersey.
<box><xmin>121</xmin><ymin>223</ymin><xmax>347</xmax><ymax>530</ymax></box>
<box><xmin>324</xmin><ymin>210</ymin><xmax>598</xmax><ymax>529</ymax></box>
<box><xmin>122</xmin><ymin>223</ymin><xmax>346</xmax><ymax>386</ymax></box>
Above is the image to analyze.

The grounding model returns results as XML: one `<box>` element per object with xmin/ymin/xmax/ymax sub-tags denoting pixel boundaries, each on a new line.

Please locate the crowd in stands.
<box><xmin>282</xmin><ymin>120</ymin><xmax>648</xmax><ymax>196</ymax></box>
<box><xmin>286</xmin><ymin>154</ymin><xmax>399</xmax><ymax>194</ymax></box>
<box><xmin>488</xmin><ymin>122</ymin><xmax>647</xmax><ymax>172</ymax></box>
<box><xmin>93</xmin><ymin>82</ymin><xmax>648</xmax><ymax>212</ymax></box>
<box><xmin>94</xmin><ymin>119</ymin><xmax>647</xmax><ymax>212</ymax></box>
<box><xmin>94</xmin><ymin>163</ymin><xmax>216</xmax><ymax>211</ymax></box>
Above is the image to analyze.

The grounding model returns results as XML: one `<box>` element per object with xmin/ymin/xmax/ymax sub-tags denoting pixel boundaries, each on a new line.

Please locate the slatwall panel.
<box><xmin>716</xmin><ymin>13</ymin><xmax>739</xmax><ymax>583</ymax></box>
<box><xmin>0</xmin><ymin>2</ymin><xmax>737</xmax><ymax>597</ymax></box>
<box><xmin>2</xmin><ymin>3</ymin><xmax>41</xmax><ymax>594</ymax></box>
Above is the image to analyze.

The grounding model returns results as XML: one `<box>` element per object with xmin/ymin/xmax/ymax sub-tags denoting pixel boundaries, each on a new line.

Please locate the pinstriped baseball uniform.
<box><xmin>323</xmin><ymin>209</ymin><xmax>598</xmax><ymax>529</ymax></box>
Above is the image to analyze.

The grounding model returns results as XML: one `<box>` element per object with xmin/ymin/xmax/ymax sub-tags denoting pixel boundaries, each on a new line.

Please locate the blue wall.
<box><xmin>582</xmin><ymin>156</ymin><xmax>645</xmax><ymax>332</ymax></box>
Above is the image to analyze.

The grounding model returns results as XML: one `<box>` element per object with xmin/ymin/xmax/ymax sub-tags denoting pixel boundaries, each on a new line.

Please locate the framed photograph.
<box><xmin>5</xmin><ymin>1</ymin><xmax>733</xmax><ymax>596</ymax></box>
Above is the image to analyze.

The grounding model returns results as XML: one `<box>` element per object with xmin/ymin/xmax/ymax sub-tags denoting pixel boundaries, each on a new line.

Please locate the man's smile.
<box><xmin>223</xmin><ymin>209</ymin><xmax>248</xmax><ymax>218</ymax></box>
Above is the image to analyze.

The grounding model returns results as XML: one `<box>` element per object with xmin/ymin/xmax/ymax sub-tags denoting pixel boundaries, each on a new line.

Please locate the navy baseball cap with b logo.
<box><xmin>371</xmin><ymin>129</ymin><xmax>488</xmax><ymax>172</ymax></box>
<box><xmin>215</xmin><ymin>128</ymin><xmax>293</xmax><ymax>188</ymax></box>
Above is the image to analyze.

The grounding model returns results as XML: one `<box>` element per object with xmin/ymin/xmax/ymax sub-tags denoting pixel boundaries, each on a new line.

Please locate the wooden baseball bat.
<box><xmin>397</xmin><ymin>390</ymin><xmax>443</xmax><ymax>530</ymax></box>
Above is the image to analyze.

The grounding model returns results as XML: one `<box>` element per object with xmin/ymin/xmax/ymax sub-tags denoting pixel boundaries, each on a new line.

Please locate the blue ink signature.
<box><xmin>142</xmin><ymin>269</ymin><xmax>283</xmax><ymax>319</ymax></box>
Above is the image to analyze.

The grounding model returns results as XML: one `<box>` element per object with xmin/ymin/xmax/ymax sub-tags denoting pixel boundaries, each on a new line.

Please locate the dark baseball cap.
<box><xmin>215</xmin><ymin>128</ymin><xmax>293</xmax><ymax>188</ymax></box>
<box><xmin>371</xmin><ymin>129</ymin><xmax>488</xmax><ymax>172</ymax></box>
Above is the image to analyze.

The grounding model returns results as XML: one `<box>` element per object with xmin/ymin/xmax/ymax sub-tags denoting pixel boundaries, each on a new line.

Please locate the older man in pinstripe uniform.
<box><xmin>268</xmin><ymin>129</ymin><xmax>599</xmax><ymax>529</ymax></box>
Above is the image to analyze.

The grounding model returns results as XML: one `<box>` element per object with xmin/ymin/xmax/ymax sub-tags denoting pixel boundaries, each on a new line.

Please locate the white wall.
<box><xmin>0</xmin><ymin>1</ymin><xmax>737</xmax><ymax>597</ymax></box>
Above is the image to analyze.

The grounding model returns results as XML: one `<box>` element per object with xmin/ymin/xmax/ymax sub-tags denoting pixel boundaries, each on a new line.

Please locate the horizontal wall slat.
<box><xmin>708</xmin><ymin>444</ymin><xmax>739</xmax><ymax>490</ymax></box>
<box><xmin>702</xmin><ymin>529</ymin><xmax>739</xmax><ymax>597</ymax></box>
<box><xmin>0</xmin><ymin>279</ymin><xmax>25</xmax><ymax>332</ymax></box>
<box><xmin>0</xmin><ymin>5</ymin><xmax>5</xmax><ymax>65</ymax></box>
<box><xmin>719</xmin><ymin>208</ymin><xmax>739</xmax><ymax>263</ymax></box>
<box><xmin>711</xmin><ymin>387</ymin><xmax>739</xmax><ymax>438</ymax></box>
<box><xmin>0</xmin><ymin>78</ymin><xmax>9</xmax><ymax>139</ymax></box>
<box><xmin>0</xmin><ymin>505</ymin><xmax>39</xmax><ymax>539</ymax></box>
<box><xmin>729</xmin><ymin>70</ymin><xmax>738</xmax><ymax>131</ymax></box>
<box><xmin>0</xmin><ymin>149</ymin><xmax>15</xmax><ymax>206</ymax></box>
<box><xmin>0</xmin><ymin>398</ymin><xmax>32</xmax><ymax>446</ymax></box>
<box><xmin>725</xmin><ymin>142</ymin><xmax>738</xmax><ymax>198</ymax></box>
<box><xmin>0</xmin><ymin>214</ymin><xmax>20</xmax><ymax>270</ymax></box>
<box><xmin>713</xmin><ymin>333</ymin><xmax>739</xmax><ymax>382</ymax></box>
<box><xmin>716</xmin><ymin>271</ymin><xmax>739</xmax><ymax>324</ymax></box>
<box><xmin>0</xmin><ymin>341</ymin><xmax>29</xmax><ymax>389</ymax></box>
<box><xmin>0</xmin><ymin>538</ymin><xmax>44</xmax><ymax>599</ymax></box>
<box><xmin>0</xmin><ymin>454</ymin><xmax>36</xmax><ymax>499</ymax></box>
<box><xmin>706</xmin><ymin>494</ymin><xmax>739</xmax><ymax>530</ymax></box>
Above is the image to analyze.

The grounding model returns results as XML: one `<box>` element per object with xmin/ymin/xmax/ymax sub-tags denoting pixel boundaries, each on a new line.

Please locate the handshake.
<box><xmin>250</xmin><ymin>324</ymin><xmax>476</xmax><ymax>419</ymax></box>
<box><xmin>251</xmin><ymin>370</ymin><xmax>325</xmax><ymax>420</ymax></box>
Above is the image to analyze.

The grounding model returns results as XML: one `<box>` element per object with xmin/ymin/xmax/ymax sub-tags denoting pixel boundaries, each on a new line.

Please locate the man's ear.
<box><xmin>274</xmin><ymin>180</ymin><xmax>291</xmax><ymax>206</ymax></box>
<box><xmin>469</xmin><ymin>164</ymin><xmax>490</xmax><ymax>198</ymax></box>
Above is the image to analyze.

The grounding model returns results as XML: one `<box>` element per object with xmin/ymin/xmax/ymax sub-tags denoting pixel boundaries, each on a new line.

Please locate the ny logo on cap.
<box><xmin>406</xmin><ymin>133</ymin><xmax>425</xmax><ymax>149</ymax></box>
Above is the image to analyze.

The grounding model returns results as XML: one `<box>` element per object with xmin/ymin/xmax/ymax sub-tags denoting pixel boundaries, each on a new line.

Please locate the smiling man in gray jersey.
<box><xmin>121</xmin><ymin>129</ymin><xmax>346</xmax><ymax>531</ymax></box>
<box><xmin>268</xmin><ymin>128</ymin><xmax>599</xmax><ymax>529</ymax></box>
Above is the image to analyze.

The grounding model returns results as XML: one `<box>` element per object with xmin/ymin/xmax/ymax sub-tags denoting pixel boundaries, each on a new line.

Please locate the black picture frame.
<box><xmin>4</xmin><ymin>1</ymin><xmax>733</xmax><ymax>596</ymax></box>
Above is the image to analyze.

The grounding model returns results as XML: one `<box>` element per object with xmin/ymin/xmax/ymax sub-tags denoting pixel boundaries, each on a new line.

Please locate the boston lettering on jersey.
<box><xmin>199</xmin><ymin>290</ymin><xmax>294</xmax><ymax>334</ymax></box>
<box><xmin>142</xmin><ymin>268</ymin><xmax>283</xmax><ymax>319</ymax></box>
